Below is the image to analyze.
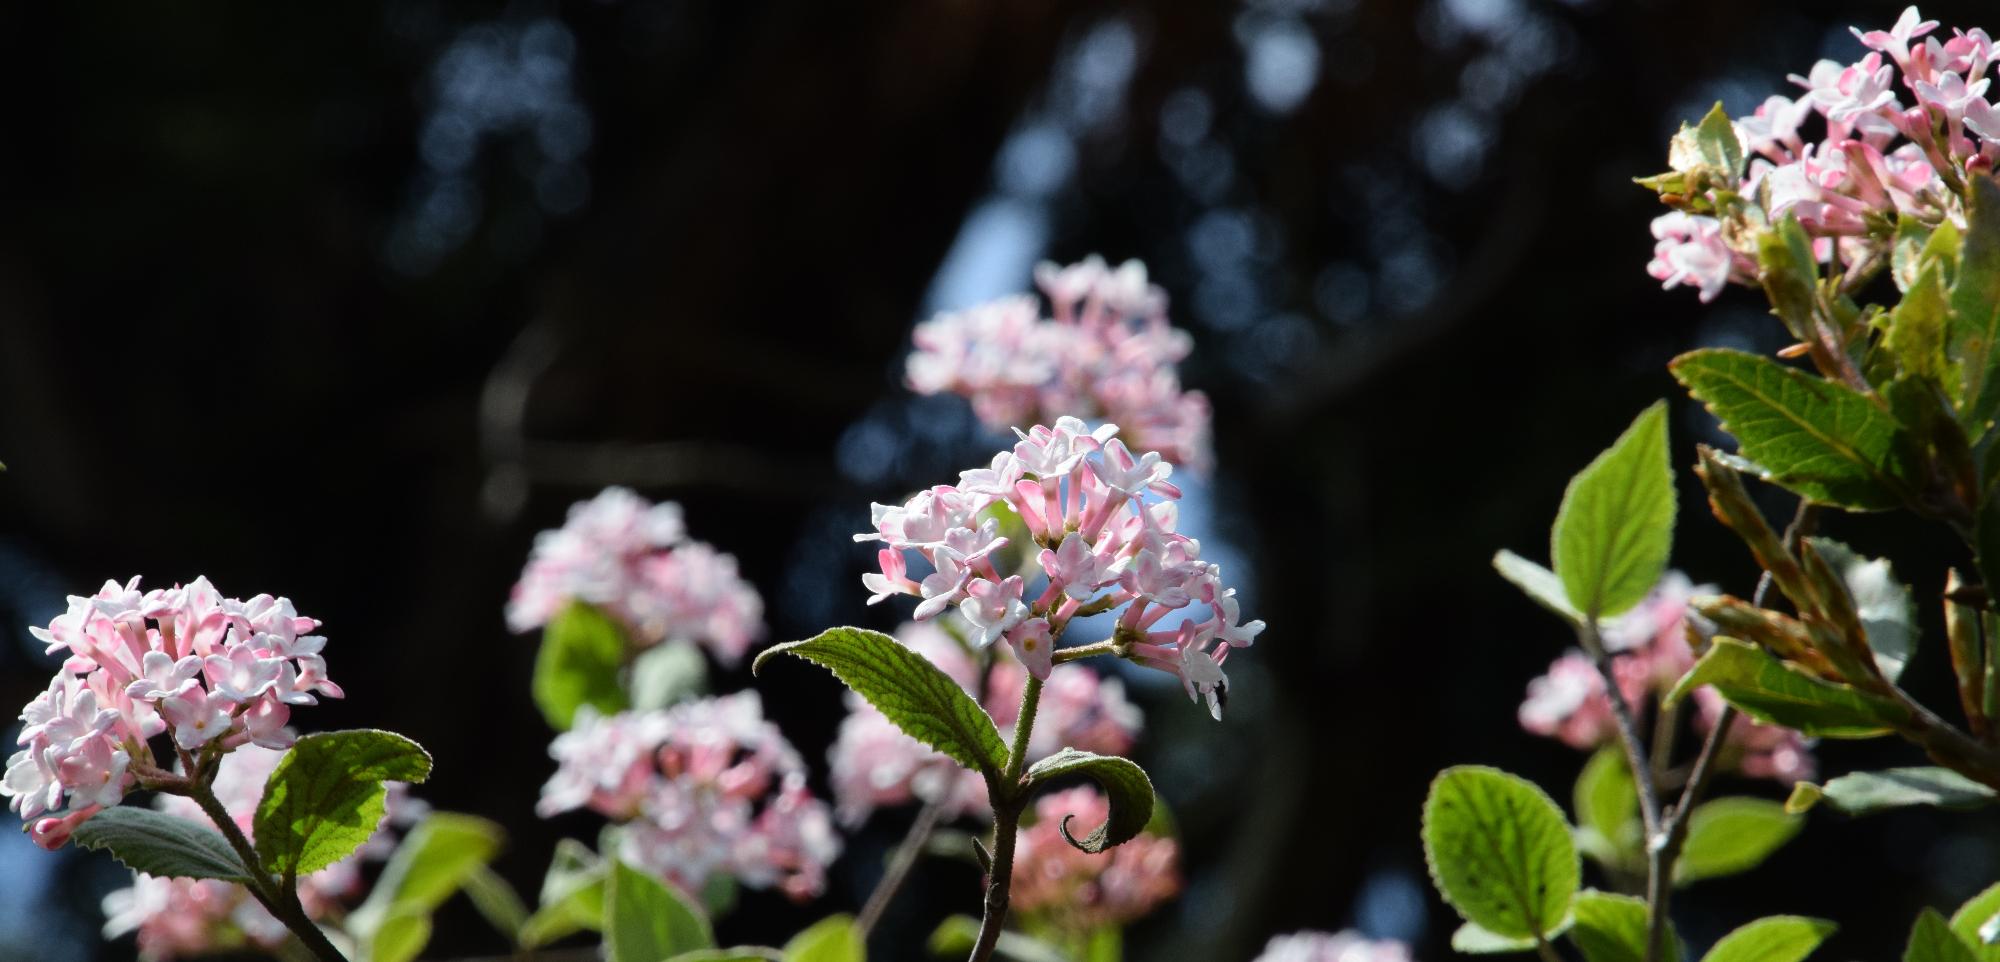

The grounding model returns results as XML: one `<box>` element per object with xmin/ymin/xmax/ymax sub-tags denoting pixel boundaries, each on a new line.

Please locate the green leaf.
<box><xmin>1808</xmin><ymin>540</ymin><xmax>1917</xmax><ymax>681</ymax></box>
<box><xmin>1671</xmin><ymin>348</ymin><xmax>1913</xmax><ymax>511</ymax></box>
<box><xmin>370</xmin><ymin>906</ymin><xmax>433</xmax><ymax>962</ymax></box>
<box><xmin>1758</xmin><ymin>218</ymin><xmax>1825</xmax><ymax>348</ymax></box>
<box><xmin>1551</xmin><ymin>401</ymin><xmax>1677</xmax><ymax>619</ymax></box>
<box><xmin>1951</xmin><ymin>883</ymin><xmax>2000</xmax><ymax>960</ymax></box>
<box><xmin>1785</xmin><ymin>781</ymin><xmax>1824</xmax><ymax>815</ymax></box>
<box><xmin>1422</xmin><ymin>765</ymin><xmax>1580</xmax><ymax>940</ymax></box>
<box><xmin>783</xmin><ymin>915</ymin><xmax>865</xmax><ymax>962</ymax></box>
<box><xmin>463</xmin><ymin>865</ymin><xmax>530</xmax><ymax>943</ymax></box>
<box><xmin>1673</xmin><ymin>797</ymin><xmax>1802</xmax><ymax>885</ymax></box>
<box><xmin>631</xmin><ymin>642</ymin><xmax>710</xmax><ymax>712</ymax></box>
<box><xmin>1665</xmin><ymin>638</ymin><xmax>1908</xmax><ymax>737</ymax></box>
<box><xmin>1572</xmin><ymin>890</ymin><xmax>1680</xmax><ymax>962</ymax></box>
<box><xmin>1699</xmin><ymin>916</ymin><xmax>1835</xmax><ymax>962</ymax></box>
<box><xmin>1892</xmin><ymin>263</ymin><xmax>1954</xmax><ymax>385</ymax></box>
<box><xmin>1693</xmin><ymin>103</ymin><xmax>1745</xmax><ymax>179</ymax></box>
<box><xmin>1493</xmin><ymin>550</ymin><xmax>1584</xmax><ymax>626</ymax></box>
<box><xmin>1451</xmin><ymin>922</ymin><xmax>1542</xmax><ymax>954</ymax></box>
<box><xmin>520</xmin><ymin>840</ymin><xmax>606</xmax><ymax>947</ymax></box>
<box><xmin>70</xmin><ymin>806</ymin><xmax>252</xmax><ymax>882</ymax></box>
<box><xmin>255</xmin><ymin>730</ymin><xmax>432</xmax><ymax>878</ymax></box>
<box><xmin>606</xmin><ymin>859</ymin><xmax>713</xmax><ymax>962</ymax></box>
<box><xmin>926</xmin><ymin>916</ymin><xmax>1068</xmax><ymax>962</ymax></box>
<box><xmin>1909</xmin><ymin>908</ymin><xmax>1981</xmax><ymax>962</ymax></box>
<box><xmin>535</xmin><ymin>601</ymin><xmax>633</xmax><ymax>731</ymax></box>
<box><xmin>1022</xmin><ymin>749</ymin><xmax>1155</xmax><ymax>853</ymax></box>
<box><xmin>349</xmin><ymin>813</ymin><xmax>505</xmax><ymax>957</ymax></box>
<box><xmin>1897</xmin><ymin>215</ymin><xmax>1939</xmax><ymax>293</ymax></box>
<box><xmin>1950</xmin><ymin>176</ymin><xmax>2000</xmax><ymax>433</ymax></box>
<box><xmin>1080</xmin><ymin>927</ymin><xmax>1120</xmax><ymax>962</ymax></box>
<box><xmin>1812</xmin><ymin>767</ymin><xmax>1999</xmax><ymax>816</ymax></box>
<box><xmin>754</xmin><ymin>627</ymin><xmax>1008</xmax><ymax>778</ymax></box>
<box><xmin>669</xmin><ymin>951</ymin><xmax>785</xmax><ymax>962</ymax></box>
<box><xmin>1573</xmin><ymin>748</ymin><xmax>1640</xmax><ymax>869</ymax></box>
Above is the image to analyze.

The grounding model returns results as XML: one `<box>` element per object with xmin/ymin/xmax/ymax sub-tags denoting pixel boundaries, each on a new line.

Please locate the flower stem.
<box><xmin>968</xmin><ymin>674</ymin><xmax>1044</xmax><ymax>962</ymax></box>
<box><xmin>187</xmin><ymin>779</ymin><xmax>347</xmax><ymax>962</ymax></box>
<box><xmin>854</xmin><ymin>799</ymin><xmax>946</xmax><ymax>941</ymax></box>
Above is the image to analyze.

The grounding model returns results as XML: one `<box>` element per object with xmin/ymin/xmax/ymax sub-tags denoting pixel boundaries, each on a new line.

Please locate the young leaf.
<box><xmin>70</xmin><ymin>806</ymin><xmax>252</xmax><ymax>882</ymax></box>
<box><xmin>1573</xmin><ymin>748</ymin><xmax>1640</xmax><ymax>869</ymax></box>
<box><xmin>255</xmin><ymin>730</ymin><xmax>432</xmax><ymax>878</ymax></box>
<box><xmin>1909</xmin><ymin>908</ymin><xmax>1981</xmax><ymax>962</ymax></box>
<box><xmin>1950</xmin><ymin>176</ymin><xmax>2000</xmax><ymax>434</ymax></box>
<box><xmin>1551</xmin><ymin>401</ymin><xmax>1677</xmax><ymax>619</ymax></box>
<box><xmin>1896</xmin><ymin>215</ymin><xmax>1939</xmax><ymax>293</ymax></box>
<box><xmin>1691</xmin><ymin>448</ymin><xmax>1816</xmax><ymax>615</ymax></box>
<box><xmin>1571</xmin><ymin>889</ymin><xmax>1680</xmax><ymax>962</ymax></box>
<box><xmin>1692</xmin><ymin>102</ymin><xmax>1744</xmax><ymax>179</ymax></box>
<box><xmin>1451</xmin><ymin>922</ymin><xmax>1544</xmax><ymax>954</ymax></box>
<box><xmin>534</xmin><ymin>601</ymin><xmax>632</xmax><ymax>731</ymax></box>
<box><xmin>783</xmin><ymin>915</ymin><xmax>865</xmax><ymax>962</ymax></box>
<box><xmin>1892</xmin><ymin>263</ymin><xmax>1953</xmax><ymax>385</ymax></box>
<box><xmin>520</xmin><ymin>840</ymin><xmax>606</xmax><ymax>947</ymax></box>
<box><xmin>1699</xmin><ymin>916</ymin><xmax>1835</xmax><ymax>962</ymax></box>
<box><xmin>348</xmin><ymin>812</ymin><xmax>505</xmax><ymax>956</ymax></box>
<box><xmin>1671</xmin><ymin>348</ymin><xmax>1913</xmax><ymax>511</ymax></box>
<box><xmin>1673</xmin><ymin>797</ymin><xmax>1802</xmax><ymax>885</ymax></box>
<box><xmin>1664</xmin><ymin>638</ymin><xmax>1908</xmax><ymax>737</ymax></box>
<box><xmin>1951</xmin><ymin>883</ymin><xmax>2000</xmax><ymax>961</ymax></box>
<box><xmin>755</xmin><ymin>627</ymin><xmax>1008</xmax><ymax>779</ymax></box>
<box><xmin>1809</xmin><ymin>540</ymin><xmax>1917</xmax><ymax>681</ymax></box>
<box><xmin>1023</xmin><ymin>749</ymin><xmax>1155</xmax><ymax>853</ymax></box>
<box><xmin>463</xmin><ymin>865</ymin><xmax>531</xmax><ymax>943</ymax></box>
<box><xmin>1813</xmin><ymin>767</ymin><xmax>1999</xmax><ymax>816</ymax></box>
<box><xmin>1493</xmin><ymin>550</ymin><xmax>1583</xmax><ymax>626</ymax></box>
<box><xmin>1758</xmin><ymin>218</ymin><xmax>1823</xmax><ymax>348</ymax></box>
<box><xmin>605</xmin><ymin>859</ymin><xmax>713</xmax><ymax>962</ymax></box>
<box><xmin>1422</xmin><ymin>766</ymin><xmax>1580</xmax><ymax>940</ymax></box>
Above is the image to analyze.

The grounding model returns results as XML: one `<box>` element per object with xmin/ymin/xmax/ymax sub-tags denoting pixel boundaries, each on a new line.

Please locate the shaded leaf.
<box><xmin>255</xmin><ymin>730</ymin><xmax>432</xmax><ymax>878</ymax></box>
<box><xmin>1909</xmin><ymin>908</ymin><xmax>1980</xmax><ymax>962</ymax></box>
<box><xmin>631</xmin><ymin>642</ymin><xmax>709</xmax><ymax>712</ymax></box>
<box><xmin>1572</xmin><ymin>748</ymin><xmax>1640</xmax><ymax>870</ymax></box>
<box><xmin>1493</xmin><ymin>550</ymin><xmax>1583</xmax><ymax>626</ymax></box>
<box><xmin>534</xmin><ymin>602</ymin><xmax>632</xmax><ymax>731</ymax></box>
<box><xmin>1665</xmin><ymin>638</ymin><xmax>1907</xmax><ymax>737</ymax></box>
<box><xmin>1813</xmin><ymin>767</ymin><xmax>1998</xmax><ymax>816</ymax></box>
<box><xmin>71</xmin><ymin>806</ymin><xmax>251</xmax><ymax>883</ymax></box>
<box><xmin>1809</xmin><ymin>540</ymin><xmax>1917</xmax><ymax>681</ymax></box>
<box><xmin>1950</xmin><ymin>176</ymin><xmax>2000</xmax><ymax>433</ymax></box>
<box><xmin>1572</xmin><ymin>890</ymin><xmax>1680</xmax><ymax>962</ymax></box>
<box><xmin>1451</xmin><ymin>922</ymin><xmax>1542</xmax><ymax>954</ymax></box>
<box><xmin>349</xmin><ymin>813</ymin><xmax>505</xmax><ymax>957</ymax></box>
<box><xmin>1023</xmin><ymin>749</ymin><xmax>1154</xmax><ymax>853</ymax></box>
<box><xmin>1951</xmin><ymin>882</ymin><xmax>2000</xmax><ymax>962</ymax></box>
<box><xmin>605</xmin><ymin>858</ymin><xmax>713</xmax><ymax>962</ymax></box>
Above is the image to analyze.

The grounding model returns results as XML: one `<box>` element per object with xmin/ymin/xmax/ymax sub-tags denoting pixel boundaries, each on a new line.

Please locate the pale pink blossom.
<box><xmin>1011</xmin><ymin>787</ymin><xmax>1180</xmax><ymax>935</ymax></box>
<box><xmin>509</xmin><ymin>487</ymin><xmax>764</xmax><ymax>665</ymax></box>
<box><xmin>1253</xmin><ymin>931</ymin><xmax>1417</xmax><ymax>962</ymax></box>
<box><xmin>1647</xmin><ymin>213</ymin><xmax>1738</xmax><ymax>303</ymax></box>
<box><xmin>538</xmin><ymin>692</ymin><xmax>841</xmax><ymax>901</ymax></box>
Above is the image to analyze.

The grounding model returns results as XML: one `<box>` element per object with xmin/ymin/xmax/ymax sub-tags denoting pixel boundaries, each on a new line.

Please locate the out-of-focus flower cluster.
<box><xmin>1646</xmin><ymin>6</ymin><xmax>1995</xmax><ymax>301</ymax></box>
<box><xmin>508</xmin><ymin>487</ymin><xmax>764</xmax><ymax>665</ymax></box>
<box><xmin>856</xmin><ymin>417</ymin><xmax>1262</xmax><ymax>715</ymax></box>
<box><xmin>99</xmin><ymin>746</ymin><xmax>421</xmax><ymax>960</ymax></box>
<box><xmin>4</xmin><ymin>577</ymin><xmax>341</xmax><ymax>848</ymax></box>
<box><xmin>1009</xmin><ymin>787</ymin><xmax>1179</xmax><ymax>938</ymax></box>
<box><xmin>1517</xmin><ymin>573</ymin><xmax>1815</xmax><ymax>783</ymax></box>
<box><xmin>1251</xmin><ymin>931</ymin><xmax>1417</xmax><ymax>962</ymax></box>
<box><xmin>827</xmin><ymin>622</ymin><xmax>1142</xmax><ymax>825</ymax></box>
<box><xmin>537</xmin><ymin>691</ymin><xmax>840</xmax><ymax>901</ymax></box>
<box><xmin>907</xmin><ymin>256</ymin><xmax>1211</xmax><ymax>468</ymax></box>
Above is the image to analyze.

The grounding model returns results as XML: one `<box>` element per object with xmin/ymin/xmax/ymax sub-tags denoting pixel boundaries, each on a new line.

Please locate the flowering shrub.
<box><xmin>1420</xmin><ymin>7</ymin><xmax>2000</xmax><ymax>962</ymax></box>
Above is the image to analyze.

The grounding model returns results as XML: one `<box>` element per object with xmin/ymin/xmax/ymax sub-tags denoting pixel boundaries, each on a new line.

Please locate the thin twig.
<box><xmin>854</xmin><ymin>800</ymin><xmax>947</xmax><ymax>941</ymax></box>
<box><xmin>188</xmin><ymin>779</ymin><xmax>348</xmax><ymax>962</ymax></box>
<box><xmin>967</xmin><ymin>675</ymin><xmax>1044</xmax><ymax>962</ymax></box>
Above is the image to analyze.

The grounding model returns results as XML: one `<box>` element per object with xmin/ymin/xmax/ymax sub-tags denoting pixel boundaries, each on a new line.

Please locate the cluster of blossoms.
<box><xmin>1251</xmin><ymin>931</ymin><xmax>1417</xmax><ymax>962</ymax></box>
<box><xmin>1647</xmin><ymin>6</ymin><xmax>1994</xmax><ymax>301</ymax></box>
<box><xmin>99</xmin><ymin>746</ymin><xmax>421</xmax><ymax>960</ymax></box>
<box><xmin>1517</xmin><ymin>573</ymin><xmax>1815</xmax><ymax>783</ymax></box>
<box><xmin>508</xmin><ymin>487</ymin><xmax>764</xmax><ymax>665</ymax></box>
<box><xmin>4</xmin><ymin>577</ymin><xmax>341</xmax><ymax>847</ymax></box>
<box><xmin>1009</xmin><ymin>787</ymin><xmax>1180</xmax><ymax>937</ymax></box>
<box><xmin>855</xmin><ymin>417</ymin><xmax>1263</xmax><ymax>716</ymax></box>
<box><xmin>828</xmin><ymin>622</ymin><xmax>1142</xmax><ymax>825</ymax></box>
<box><xmin>538</xmin><ymin>691</ymin><xmax>840</xmax><ymax>900</ymax></box>
<box><xmin>907</xmin><ymin>256</ymin><xmax>1212</xmax><ymax>467</ymax></box>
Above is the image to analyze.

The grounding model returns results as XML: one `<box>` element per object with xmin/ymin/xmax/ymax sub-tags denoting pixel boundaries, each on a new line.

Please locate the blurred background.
<box><xmin>1</xmin><ymin>1</ymin><xmax>1996</xmax><ymax>960</ymax></box>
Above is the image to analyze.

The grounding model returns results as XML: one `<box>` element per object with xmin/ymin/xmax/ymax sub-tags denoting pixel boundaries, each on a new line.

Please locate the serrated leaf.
<box><xmin>1551</xmin><ymin>401</ymin><xmax>1677</xmax><ymax>619</ymax></box>
<box><xmin>606</xmin><ymin>859</ymin><xmax>713</xmax><ymax>962</ymax></box>
<box><xmin>1700</xmin><ymin>916</ymin><xmax>1835</xmax><ymax>962</ymax></box>
<box><xmin>755</xmin><ymin>627</ymin><xmax>1007</xmax><ymax>778</ymax></box>
<box><xmin>255</xmin><ymin>729</ymin><xmax>432</xmax><ymax>878</ymax></box>
<box><xmin>1422</xmin><ymin>766</ymin><xmax>1579</xmax><ymax>940</ymax></box>
<box><xmin>1672</xmin><ymin>348</ymin><xmax>1913</xmax><ymax>511</ymax></box>
<box><xmin>1665</xmin><ymin>638</ymin><xmax>1908</xmax><ymax>737</ymax></box>
<box><xmin>349</xmin><ymin>812</ymin><xmax>504</xmax><ymax>955</ymax></box>
<box><xmin>1951</xmin><ymin>883</ymin><xmax>2000</xmax><ymax>961</ymax></box>
<box><xmin>534</xmin><ymin>601</ymin><xmax>632</xmax><ymax>731</ymax></box>
<box><xmin>1909</xmin><ymin>908</ymin><xmax>1981</xmax><ymax>962</ymax></box>
<box><xmin>1451</xmin><ymin>921</ymin><xmax>1542</xmax><ymax>954</ymax></box>
<box><xmin>1023</xmin><ymin>749</ymin><xmax>1154</xmax><ymax>853</ymax></box>
<box><xmin>1809</xmin><ymin>540</ymin><xmax>1917</xmax><ymax>681</ymax></box>
<box><xmin>631</xmin><ymin>642</ymin><xmax>710</xmax><ymax>712</ymax></box>
<box><xmin>1951</xmin><ymin>176</ymin><xmax>2000</xmax><ymax>434</ymax></box>
<box><xmin>1572</xmin><ymin>889</ymin><xmax>1680</xmax><ymax>962</ymax></box>
<box><xmin>1815</xmin><ymin>767</ymin><xmax>2000</xmax><ymax>816</ymax></box>
<box><xmin>1673</xmin><ymin>797</ymin><xmax>1801</xmax><ymax>885</ymax></box>
<box><xmin>71</xmin><ymin>806</ymin><xmax>252</xmax><ymax>882</ymax></box>
<box><xmin>1493</xmin><ymin>550</ymin><xmax>1584</xmax><ymax>625</ymax></box>
<box><xmin>783</xmin><ymin>915</ymin><xmax>864</xmax><ymax>962</ymax></box>
<box><xmin>1573</xmin><ymin>748</ymin><xmax>1640</xmax><ymax>869</ymax></box>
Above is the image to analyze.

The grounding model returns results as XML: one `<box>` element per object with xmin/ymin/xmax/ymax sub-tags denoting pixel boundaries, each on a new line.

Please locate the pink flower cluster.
<box><xmin>508</xmin><ymin>487</ymin><xmax>764</xmax><ymax>666</ymax></box>
<box><xmin>827</xmin><ymin>622</ymin><xmax>1142</xmax><ymax>825</ymax></box>
<box><xmin>1648</xmin><ymin>6</ymin><xmax>1997</xmax><ymax>301</ymax></box>
<box><xmin>1517</xmin><ymin>573</ymin><xmax>1815</xmax><ymax>784</ymax></box>
<box><xmin>856</xmin><ymin>418</ymin><xmax>1262</xmax><ymax>717</ymax></box>
<box><xmin>538</xmin><ymin>692</ymin><xmax>841</xmax><ymax>901</ymax></box>
<box><xmin>1010</xmin><ymin>787</ymin><xmax>1180</xmax><ymax>935</ymax></box>
<box><xmin>1252</xmin><ymin>931</ymin><xmax>1416</xmax><ymax>962</ymax></box>
<box><xmin>4</xmin><ymin>577</ymin><xmax>341</xmax><ymax>848</ymax></box>
<box><xmin>906</xmin><ymin>256</ymin><xmax>1211</xmax><ymax>467</ymax></box>
<box><xmin>99</xmin><ymin>746</ymin><xmax>420</xmax><ymax>960</ymax></box>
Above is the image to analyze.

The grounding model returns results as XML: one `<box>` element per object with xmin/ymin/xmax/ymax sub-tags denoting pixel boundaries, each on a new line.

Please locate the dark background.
<box><xmin>0</xmin><ymin>1</ymin><xmax>1994</xmax><ymax>960</ymax></box>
